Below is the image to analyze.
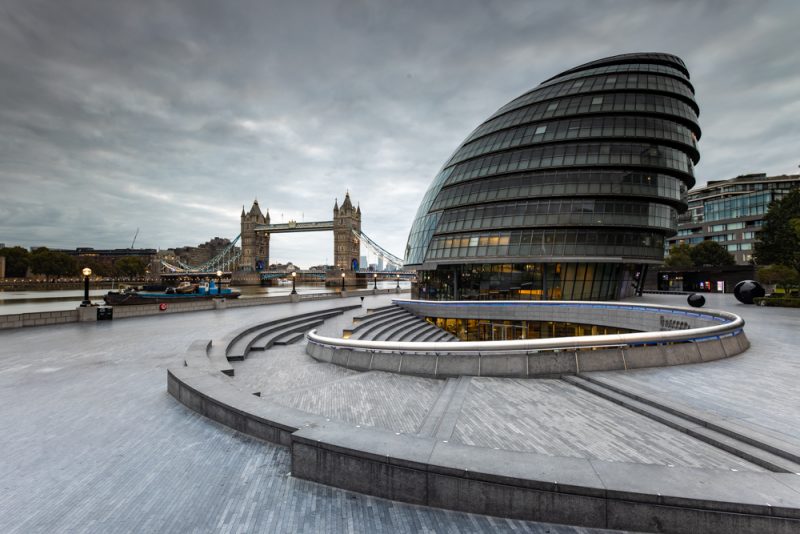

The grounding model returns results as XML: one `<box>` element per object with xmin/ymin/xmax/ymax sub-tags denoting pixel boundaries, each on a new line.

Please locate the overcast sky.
<box><xmin>1</xmin><ymin>0</ymin><xmax>798</xmax><ymax>267</ymax></box>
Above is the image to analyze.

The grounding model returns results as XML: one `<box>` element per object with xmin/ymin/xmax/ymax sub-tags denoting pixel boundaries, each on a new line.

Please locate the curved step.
<box><xmin>350</xmin><ymin>310</ymin><xmax>412</xmax><ymax>339</ymax></box>
<box><xmin>250</xmin><ymin>319</ymin><xmax>324</xmax><ymax>351</ymax></box>
<box><xmin>184</xmin><ymin>339</ymin><xmax>213</xmax><ymax>369</ymax></box>
<box><xmin>272</xmin><ymin>331</ymin><xmax>307</xmax><ymax>346</ymax></box>
<box><xmin>412</xmin><ymin>324</ymin><xmax>445</xmax><ymax>342</ymax></box>
<box><xmin>227</xmin><ymin>308</ymin><xmax>356</xmax><ymax>359</ymax></box>
<box><xmin>351</xmin><ymin>305</ymin><xmax>404</xmax><ymax>323</ymax></box>
<box><xmin>362</xmin><ymin>315</ymin><xmax>420</xmax><ymax>341</ymax></box>
<box><xmin>397</xmin><ymin>321</ymin><xmax>435</xmax><ymax>341</ymax></box>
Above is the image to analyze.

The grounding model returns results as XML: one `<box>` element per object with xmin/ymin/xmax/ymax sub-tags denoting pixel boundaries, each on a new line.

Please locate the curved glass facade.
<box><xmin>405</xmin><ymin>53</ymin><xmax>700</xmax><ymax>300</ymax></box>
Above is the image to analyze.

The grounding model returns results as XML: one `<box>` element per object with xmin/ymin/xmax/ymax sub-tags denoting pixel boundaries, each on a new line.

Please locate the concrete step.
<box><xmin>434</xmin><ymin>330</ymin><xmax>458</xmax><ymax>342</ymax></box>
<box><xmin>247</xmin><ymin>318</ymin><xmax>326</xmax><ymax>352</ymax></box>
<box><xmin>226</xmin><ymin>306</ymin><xmax>358</xmax><ymax>360</ymax></box>
<box><xmin>398</xmin><ymin>321</ymin><xmax>435</xmax><ymax>341</ymax></box>
<box><xmin>350</xmin><ymin>309</ymin><xmax>413</xmax><ymax>340</ymax></box>
<box><xmin>369</xmin><ymin>315</ymin><xmax>422</xmax><ymax>341</ymax></box>
<box><xmin>419</xmin><ymin>326</ymin><xmax>448</xmax><ymax>342</ymax></box>
<box><xmin>272</xmin><ymin>330</ymin><xmax>309</xmax><ymax>346</ymax></box>
<box><xmin>183</xmin><ymin>339</ymin><xmax>213</xmax><ymax>368</ymax></box>
<box><xmin>562</xmin><ymin>375</ymin><xmax>800</xmax><ymax>474</ymax></box>
<box><xmin>580</xmin><ymin>373</ymin><xmax>800</xmax><ymax>467</ymax></box>
<box><xmin>352</xmin><ymin>305</ymin><xmax>404</xmax><ymax>323</ymax></box>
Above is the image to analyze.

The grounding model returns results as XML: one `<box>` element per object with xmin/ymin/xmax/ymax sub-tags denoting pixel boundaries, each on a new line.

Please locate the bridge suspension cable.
<box><xmin>353</xmin><ymin>229</ymin><xmax>404</xmax><ymax>267</ymax></box>
<box><xmin>160</xmin><ymin>234</ymin><xmax>242</xmax><ymax>273</ymax></box>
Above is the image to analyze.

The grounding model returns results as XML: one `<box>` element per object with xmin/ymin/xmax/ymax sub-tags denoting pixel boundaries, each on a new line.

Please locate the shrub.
<box><xmin>753</xmin><ymin>296</ymin><xmax>800</xmax><ymax>308</ymax></box>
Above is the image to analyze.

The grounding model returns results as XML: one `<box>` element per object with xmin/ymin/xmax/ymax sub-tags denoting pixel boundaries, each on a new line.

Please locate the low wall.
<box><xmin>306</xmin><ymin>300</ymin><xmax>749</xmax><ymax>377</ymax></box>
<box><xmin>0</xmin><ymin>288</ymin><xmax>404</xmax><ymax>330</ymax></box>
<box><xmin>167</xmin><ymin>365</ymin><xmax>800</xmax><ymax>533</ymax></box>
<box><xmin>0</xmin><ymin>309</ymin><xmax>78</xmax><ymax>329</ymax></box>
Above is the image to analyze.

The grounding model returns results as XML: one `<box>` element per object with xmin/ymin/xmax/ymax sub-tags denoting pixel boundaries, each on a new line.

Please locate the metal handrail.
<box><xmin>306</xmin><ymin>300</ymin><xmax>744</xmax><ymax>354</ymax></box>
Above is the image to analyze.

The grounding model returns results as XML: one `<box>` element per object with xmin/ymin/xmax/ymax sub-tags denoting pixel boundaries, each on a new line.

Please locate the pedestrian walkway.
<box><xmin>0</xmin><ymin>294</ymin><xmax>606</xmax><ymax>533</ymax></box>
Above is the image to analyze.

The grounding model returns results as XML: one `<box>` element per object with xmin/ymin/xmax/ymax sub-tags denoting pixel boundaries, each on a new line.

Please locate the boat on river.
<box><xmin>103</xmin><ymin>281</ymin><xmax>240</xmax><ymax>306</ymax></box>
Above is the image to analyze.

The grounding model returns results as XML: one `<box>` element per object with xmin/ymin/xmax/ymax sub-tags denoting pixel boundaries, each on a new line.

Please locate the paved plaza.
<box><xmin>1</xmin><ymin>292</ymin><xmax>799</xmax><ymax>532</ymax></box>
<box><xmin>0</xmin><ymin>295</ymin><xmax>606</xmax><ymax>533</ymax></box>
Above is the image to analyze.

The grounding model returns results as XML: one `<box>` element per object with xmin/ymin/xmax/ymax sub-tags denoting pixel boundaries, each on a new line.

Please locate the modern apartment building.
<box><xmin>667</xmin><ymin>173</ymin><xmax>800</xmax><ymax>264</ymax></box>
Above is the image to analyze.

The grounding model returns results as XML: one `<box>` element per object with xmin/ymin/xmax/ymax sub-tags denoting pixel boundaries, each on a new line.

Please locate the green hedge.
<box><xmin>753</xmin><ymin>297</ymin><xmax>800</xmax><ymax>308</ymax></box>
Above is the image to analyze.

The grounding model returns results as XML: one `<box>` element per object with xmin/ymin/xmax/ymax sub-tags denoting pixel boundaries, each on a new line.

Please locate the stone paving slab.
<box><xmin>1</xmin><ymin>294</ymin><xmax>608</xmax><ymax>533</ymax></box>
<box><xmin>273</xmin><ymin>370</ymin><xmax>444</xmax><ymax>434</ymax></box>
<box><xmin>593</xmin><ymin>293</ymin><xmax>800</xmax><ymax>443</ymax></box>
<box><xmin>450</xmin><ymin>377</ymin><xmax>763</xmax><ymax>471</ymax></box>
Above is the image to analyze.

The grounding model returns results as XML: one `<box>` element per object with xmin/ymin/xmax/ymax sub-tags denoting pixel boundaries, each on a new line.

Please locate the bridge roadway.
<box><xmin>0</xmin><ymin>294</ymin><xmax>602</xmax><ymax>533</ymax></box>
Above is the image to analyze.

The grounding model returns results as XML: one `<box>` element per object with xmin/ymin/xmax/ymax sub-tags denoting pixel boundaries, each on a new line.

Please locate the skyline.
<box><xmin>1</xmin><ymin>0</ymin><xmax>798</xmax><ymax>267</ymax></box>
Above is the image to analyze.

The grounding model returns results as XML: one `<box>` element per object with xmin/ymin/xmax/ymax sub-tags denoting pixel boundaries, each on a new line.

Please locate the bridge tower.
<box><xmin>240</xmin><ymin>200</ymin><xmax>270</xmax><ymax>271</ymax></box>
<box><xmin>333</xmin><ymin>192</ymin><xmax>361</xmax><ymax>271</ymax></box>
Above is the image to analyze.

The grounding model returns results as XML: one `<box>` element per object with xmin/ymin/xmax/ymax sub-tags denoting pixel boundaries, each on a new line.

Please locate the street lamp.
<box><xmin>373</xmin><ymin>272</ymin><xmax>378</xmax><ymax>290</ymax></box>
<box><xmin>396</xmin><ymin>274</ymin><xmax>400</xmax><ymax>290</ymax></box>
<box><xmin>291</xmin><ymin>271</ymin><xmax>297</xmax><ymax>295</ymax></box>
<box><xmin>341</xmin><ymin>271</ymin><xmax>346</xmax><ymax>291</ymax></box>
<box><xmin>81</xmin><ymin>267</ymin><xmax>92</xmax><ymax>307</ymax></box>
<box><xmin>216</xmin><ymin>270</ymin><xmax>223</xmax><ymax>295</ymax></box>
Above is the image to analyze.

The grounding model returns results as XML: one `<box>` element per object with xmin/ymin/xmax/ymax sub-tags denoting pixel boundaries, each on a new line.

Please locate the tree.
<box><xmin>29</xmin><ymin>248</ymin><xmax>78</xmax><ymax>282</ymax></box>
<box><xmin>114</xmin><ymin>257</ymin><xmax>147</xmax><ymax>280</ymax></box>
<box><xmin>689</xmin><ymin>240</ymin><xmax>735</xmax><ymax>267</ymax></box>
<box><xmin>757</xmin><ymin>264</ymin><xmax>800</xmax><ymax>292</ymax></box>
<box><xmin>80</xmin><ymin>259</ymin><xmax>113</xmax><ymax>278</ymax></box>
<box><xmin>754</xmin><ymin>188</ymin><xmax>800</xmax><ymax>270</ymax></box>
<box><xmin>664</xmin><ymin>243</ymin><xmax>693</xmax><ymax>269</ymax></box>
<box><xmin>0</xmin><ymin>246</ymin><xmax>30</xmax><ymax>277</ymax></box>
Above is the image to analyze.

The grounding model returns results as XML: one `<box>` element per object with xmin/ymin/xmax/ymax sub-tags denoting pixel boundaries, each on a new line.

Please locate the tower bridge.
<box><xmin>159</xmin><ymin>191</ymin><xmax>410</xmax><ymax>286</ymax></box>
<box><xmin>238</xmin><ymin>191</ymin><xmax>407</xmax><ymax>286</ymax></box>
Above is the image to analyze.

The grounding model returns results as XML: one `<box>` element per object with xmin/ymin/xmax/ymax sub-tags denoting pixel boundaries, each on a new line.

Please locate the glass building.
<box><xmin>667</xmin><ymin>173</ymin><xmax>800</xmax><ymax>264</ymax></box>
<box><xmin>405</xmin><ymin>53</ymin><xmax>700</xmax><ymax>300</ymax></box>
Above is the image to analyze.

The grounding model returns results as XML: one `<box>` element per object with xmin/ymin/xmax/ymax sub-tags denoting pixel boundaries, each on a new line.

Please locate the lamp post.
<box><xmin>396</xmin><ymin>274</ymin><xmax>400</xmax><ymax>290</ymax></box>
<box><xmin>291</xmin><ymin>271</ymin><xmax>297</xmax><ymax>295</ymax></box>
<box><xmin>341</xmin><ymin>271</ymin><xmax>346</xmax><ymax>291</ymax></box>
<box><xmin>373</xmin><ymin>272</ymin><xmax>378</xmax><ymax>290</ymax></box>
<box><xmin>216</xmin><ymin>270</ymin><xmax>223</xmax><ymax>295</ymax></box>
<box><xmin>80</xmin><ymin>267</ymin><xmax>92</xmax><ymax>307</ymax></box>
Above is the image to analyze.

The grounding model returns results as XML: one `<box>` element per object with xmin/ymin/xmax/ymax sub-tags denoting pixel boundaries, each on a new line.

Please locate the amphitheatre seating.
<box><xmin>198</xmin><ymin>304</ymin><xmax>361</xmax><ymax>376</ymax></box>
<box><xmin>345</xmin><ymin>303</ymin><xmax>458</xmax><ymax>342</ymax></box>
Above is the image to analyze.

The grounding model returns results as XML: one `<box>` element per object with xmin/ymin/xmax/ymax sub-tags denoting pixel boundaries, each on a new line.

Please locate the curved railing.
<box><xmin>305</xmin><ymin>300</ymin><xmax>749</xmax><ymax>377</ymax></box>
<box><xmin>307</xmin><ymin>300</ymin><xmax>744</xmax><ymax>353</ymax></box>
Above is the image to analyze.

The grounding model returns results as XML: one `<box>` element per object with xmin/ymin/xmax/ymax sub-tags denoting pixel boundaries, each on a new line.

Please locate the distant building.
<box><xmin>360</xmin><ymin>256</ymin><xmax>367</xmax><ymax>271</ymax></box>
<box><xmin>268</xmin><ymin>262</ymin><xmax>298</xmax><ymax>271</ymax></box>
<box><xmin>667</xmin><ymin>173</ymin><xmax>800</xmax><ymax>264</ymax></box>
<box><xmin>173</xmin><ymin>237</ymin><xmax>235</xmax><ymax>268</ymax></box>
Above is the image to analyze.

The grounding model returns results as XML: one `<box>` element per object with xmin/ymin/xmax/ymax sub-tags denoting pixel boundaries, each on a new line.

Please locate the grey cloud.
<box><xmin>0</xmin><ymin>0</ymin><xmax>798</xmax><ymax>266</ymax></box>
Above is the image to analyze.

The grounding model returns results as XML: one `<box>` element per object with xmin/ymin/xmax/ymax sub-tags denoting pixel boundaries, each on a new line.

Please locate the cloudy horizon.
<box><xmin>1</xmin><ymin>0</ymin><xmax>798</xmax><ymax>268</ymax></box>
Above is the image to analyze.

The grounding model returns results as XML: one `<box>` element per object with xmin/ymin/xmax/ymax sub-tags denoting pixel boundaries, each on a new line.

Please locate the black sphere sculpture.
<box><xmin>687</xmin><ymin>293</ymin><xmax>705</xmax><ymax>307</ymax></box>
<box><xmin>733</xmin><ymin>280</ymin><xmax>765</xmax><ymax>304</ymax></box>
